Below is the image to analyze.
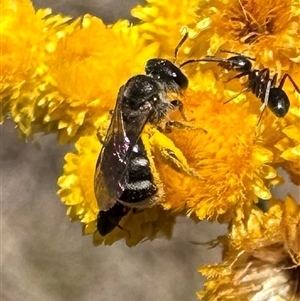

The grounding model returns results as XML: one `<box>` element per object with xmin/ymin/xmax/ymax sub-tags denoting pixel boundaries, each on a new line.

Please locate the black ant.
<box><xmin>180</xmin><ymin>51</ymin><xmax>300</xmax><ymax>123</ymax></box>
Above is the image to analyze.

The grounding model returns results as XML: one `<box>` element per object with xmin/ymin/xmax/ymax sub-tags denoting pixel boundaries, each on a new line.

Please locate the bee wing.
<box><xmin>94</xmin><ymin>85</ymin><xmax>152</xmax><ymax>211</ymax></box>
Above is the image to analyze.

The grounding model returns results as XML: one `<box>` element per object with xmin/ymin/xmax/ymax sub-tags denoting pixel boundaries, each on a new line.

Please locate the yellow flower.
<box><xmin>198</xmin><ymin>195</ymin><xmax>300</xmax><ymax>300</ymax></box>
<box><xmin>189</xmin><ymin>0</ymin><xmax>299</xmax><ymax>70</ymax></box>
<box><xmin>2</xmin><ymin>0</ymin><xmax>299</xmax><ymax>249</ymax></box>
<box><xmin>43</xmin><ymin>16</ymin><xmax>159</xmax><ymax>143</ymax></box>
<box><xmin>131</xmin><ymin>0</ymin><xmax>200</xmax><ymax>57</ymax></box>
<box><xmin>57</xmin><ymin>68</ymin><xmax>284</xmax><ymax>245</ymax></box>
<box><xmin>57</xmin><ymin>135</ymin><xmax>176</xmax><ymax>246</ymax></box>
<box><xmin>1</xmin><ymin>2</ymin><xmax>159</xmax><ymax>142</ymax></box>
<box><xmin>1</xmin><ymin>0</ymin><xmax>43</xmax><ymax>126</ymax></box>
<box><xmin>276</xmin><ymin>102</ymin><xmax>300</xmax><ymax>184</ymax></box>
<box><xmin>0</xmin><ymin>0</ymin><xmax>74</xmax><ymax>134</ymax></box>
<box><xmin>150</xmin><ymin>70</ymin><xmax>283</xmax><ymax>221</ymax></box>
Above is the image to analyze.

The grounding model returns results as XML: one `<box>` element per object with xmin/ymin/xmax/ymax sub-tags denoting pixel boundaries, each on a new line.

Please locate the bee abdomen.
<box><xmin>119</xmin><ymin>139</ymin><xmax>157</xmax><ymax>204</ymax></box>
<box><xmin>129</xmin><ymin>157</ymin><xmax>152</xmax><ymax>180</ymax></box>
<box><xmin>120</xmin><ymin>180</ymin><xmax>157</xmax><ymax>203</ymax></box>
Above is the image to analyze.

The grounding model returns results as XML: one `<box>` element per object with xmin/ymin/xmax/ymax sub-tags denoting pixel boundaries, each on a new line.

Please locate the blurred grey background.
<box><xmin>1</xmin><ymin>1</ymin><xmax>299</xmax><ymax>301</ymax></box>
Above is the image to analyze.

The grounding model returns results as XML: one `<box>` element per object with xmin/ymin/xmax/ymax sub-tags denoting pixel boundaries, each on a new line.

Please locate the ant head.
<box><xmin>268</xmin><ymin>88</ymin><xmax>290</xmax><ymax>117</ymax></box>
<box><xmin>145</xmin><ymin>58</ymin><xmax>189</xmax><ymax>91</ymax></box>
<box><xmin>223</xmin><ymin>55</ymin><xmax>253</xmax><ymax>72</ymax></box>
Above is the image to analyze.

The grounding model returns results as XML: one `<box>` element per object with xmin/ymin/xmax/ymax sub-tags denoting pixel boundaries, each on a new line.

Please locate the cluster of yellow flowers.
<box><xmin>1</xmin><ymin>0</ymin><xmax>299</xmax><ymax>299</ymax></box>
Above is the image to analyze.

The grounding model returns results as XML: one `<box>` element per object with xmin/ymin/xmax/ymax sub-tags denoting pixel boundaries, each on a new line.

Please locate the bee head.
<box><xmin>145</xmin><ymin>59</ymin><xmax>189</xmax><ymax>91</ymax></box>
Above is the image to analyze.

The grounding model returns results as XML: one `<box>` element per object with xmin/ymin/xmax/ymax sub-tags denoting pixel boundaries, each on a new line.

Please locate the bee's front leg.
<box><xmin>170</xmin><ymin>99</ymin><xmax>187</xmax><ymax>121</ymax></box>
<box><xmin>162</xmin><ymin>100</ymin><xmax>207</xmax><ymax>133</ymax></box>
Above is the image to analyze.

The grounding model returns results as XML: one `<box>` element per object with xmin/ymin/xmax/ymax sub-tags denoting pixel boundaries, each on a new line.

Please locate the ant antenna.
<box><xmin>180</xmin><ymin>51</ymin><xmax>255</xmax><ymax>69</ymax></box>
<box><xmin>180</xmin><ymin>58</ymin><xmax>205</xmax><ymax>68</ymax></box>
<box><xmin>173</xmin><ymin>28</ymin><xmax>189</xmax><ymax>64</ymax></box>
<box><xmin>179</xmin><ymin>56</ymin><xmax>230</xmax><ymax>68</ymax></box>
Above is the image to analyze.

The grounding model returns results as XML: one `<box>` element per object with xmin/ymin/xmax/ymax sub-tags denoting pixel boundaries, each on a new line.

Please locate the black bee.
<box><xmin>181</xmin><ymin>51</ymin><xmax>300</xmax><ymax>123</ymax></box>
<box><xmin>94</xmin><ymin>33</ymin><xmax>190</xmax><ymax>236</ymax></box>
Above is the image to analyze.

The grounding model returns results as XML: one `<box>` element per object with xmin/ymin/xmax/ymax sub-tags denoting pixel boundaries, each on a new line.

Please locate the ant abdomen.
<box><xmin>268</xmin><ymin>88</ymin><xmax>290</xmax><ymax>117</ymax></box>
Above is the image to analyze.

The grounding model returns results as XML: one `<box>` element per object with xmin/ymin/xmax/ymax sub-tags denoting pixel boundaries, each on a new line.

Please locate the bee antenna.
<box><xmin>173</xmin><ymin>27</ymin><xmax>189</xmax><ymax>64</ymax></box>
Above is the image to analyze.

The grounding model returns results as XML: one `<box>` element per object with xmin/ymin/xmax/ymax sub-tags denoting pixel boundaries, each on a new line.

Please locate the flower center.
<box><xmin>223</xmin><ymin>0</ymin><xmax>291</xmax><ymax>44</ymax></box>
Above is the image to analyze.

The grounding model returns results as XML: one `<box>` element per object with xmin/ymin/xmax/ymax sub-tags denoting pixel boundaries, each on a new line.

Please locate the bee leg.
<box><xmin>165</xmin><ymin>100</ymin><xmax>207</xmax><ymax>133</ymax></box>
<box><xmin>165</xmin><ymin>120</ymin><xmax>207</xmax><ymax>134</ymax></box>
<box><xmin>170</xmin><ymin>99</ymin><xmax>188</xmax><ymax>121</ymax></box>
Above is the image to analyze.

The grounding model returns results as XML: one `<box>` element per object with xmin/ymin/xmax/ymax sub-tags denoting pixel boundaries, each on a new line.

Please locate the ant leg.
<box><xmin>223</xmin><ymin>87</ymin><xmax>249</xmax><ymax>104</ymax></box>
<box><xmin>173</xmin><ymin>28</ymin><xmax>189</xmax><ymax>63</ymax></box>
<box><xmin>260</xmin><ymin>68</ymin><xmax>269</xmax><ymax>77</ymax></box>
<box><xmin>271</xmin><ymin>73</ymin><xmax>278</xmax><ymax>86</ymax></box>
<box><xmin>222</xmin><ymin>71</ymin><xmax>251</xmax><ymax>104</ymax></box>
<box><xmin>256</xmin><ymin>105</ymin><xmax>267</xmax><ymax>126</ymax></box>
<box><xmin>278</xmin><ymin>73</ymin><xmax>300</xmax><ymax>93</ymax></box>
<box><xmin>228</xmin><ymin>70</ymin><xmax>251</xmax><ymax>81</ymax></box>
<box><xmin>257</xmin><ymin>80</ymin><xmax>272</xmax><ymax>125</ymax></box>
<box><xmin>260</xmin><ymin>69</ymin><xmax>270</xmax><ymax>96</ymax></box>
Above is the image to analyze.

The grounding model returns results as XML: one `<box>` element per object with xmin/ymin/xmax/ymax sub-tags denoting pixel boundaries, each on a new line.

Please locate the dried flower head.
<box><xmin>198</xmin><ymin>195</ymin><xmax>300</xmax><ymax>300</ymax></box>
